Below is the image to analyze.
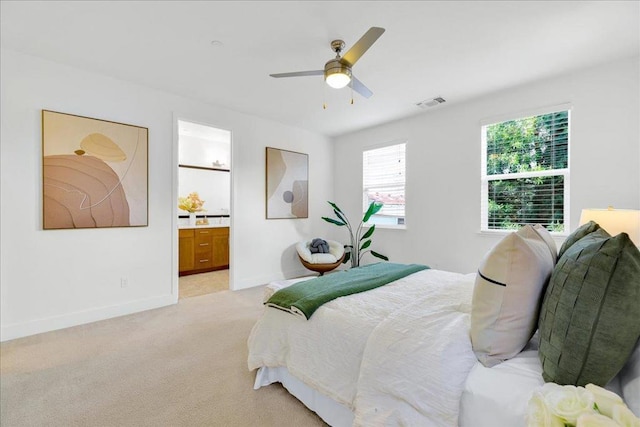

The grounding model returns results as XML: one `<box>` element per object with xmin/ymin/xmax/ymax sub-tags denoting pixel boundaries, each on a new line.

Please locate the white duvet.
<box><xmin>248</xmin><ymin>269</ymin><xmax>478</xmax><ymax>426</ymax></box>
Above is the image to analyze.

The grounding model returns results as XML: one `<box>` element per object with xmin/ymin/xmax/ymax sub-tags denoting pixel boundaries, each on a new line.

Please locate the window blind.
<box><xmin>363</xmin><ymin>143</ymin><xmax>406</xmax><ymax>221</ymax></box>
<box><xmin>482</xmin><ymin>109</ymin><xmax>570</xmax><ymax>232</ymax></box>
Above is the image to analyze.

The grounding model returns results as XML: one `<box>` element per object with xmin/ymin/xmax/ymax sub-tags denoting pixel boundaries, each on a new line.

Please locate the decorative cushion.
<box><xmin>538</xmin><ymin>231</ymin><xmax>640</xmax><ymax>387</ymax></box>
<box><xmin>534</xmin><ymin>224</ymin><xmax>558</xmax><ymax>263</ymax></box>
<box><xmin>471</xmin><ymin>225</ymin><xmax>555</xmax><ymax>367</ymax></box>
<box><xmin>557</xmin><ymin>220</ymin><xmax>600</xmax><ymax>259</ymax></box>
<box><xmin>295</xmin><ymin>240</ymin><xmax>344</xmax><ymax>264</ymax></box>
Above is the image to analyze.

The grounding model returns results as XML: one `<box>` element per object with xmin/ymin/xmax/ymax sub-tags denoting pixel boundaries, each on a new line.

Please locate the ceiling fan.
<box><xmin>269</xmin><ymin>27</ymin><xmax>385</xmax><ymax>99</ymax></box>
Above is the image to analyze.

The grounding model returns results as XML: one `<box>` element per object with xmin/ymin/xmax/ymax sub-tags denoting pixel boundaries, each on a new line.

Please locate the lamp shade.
<box><xmin>579</xmin><ymin>208</ymin><xmax>640</xmax><ymax>246</ymax></box>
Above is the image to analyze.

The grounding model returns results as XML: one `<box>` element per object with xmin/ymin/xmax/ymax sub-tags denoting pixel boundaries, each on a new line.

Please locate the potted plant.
<box><xmin>322</xmin><ymin>201</ymin><xmax>388</xmax><ymax>268</ymax></box>
<box><xmin>178</xmin><ymin>192</ymin><xmax>206</xmax><ymax>225</ymax></box>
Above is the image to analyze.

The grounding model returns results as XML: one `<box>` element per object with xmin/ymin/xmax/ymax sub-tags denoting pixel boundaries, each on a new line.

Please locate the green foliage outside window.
<box><xmin>485</xmin><ymin>111</ymin><xmax>568</xmax><ymax>231</ymax></box>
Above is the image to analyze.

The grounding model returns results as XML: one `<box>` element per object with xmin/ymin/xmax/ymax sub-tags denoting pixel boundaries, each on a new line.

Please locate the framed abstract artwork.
<box><xmin>265</xmin><ymin>147</ymin><xmax>308</xmax><ymax>219</ymax></box>
<box><xmin>42</xmin><ymin>110</ymin><xmax>148</xmax><ymax>229</ymax></box>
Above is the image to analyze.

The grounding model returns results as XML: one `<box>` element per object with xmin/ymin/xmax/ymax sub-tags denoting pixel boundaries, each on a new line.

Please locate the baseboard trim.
<box><xmin>0</xmin><ymin>294</ymin><xmax>177</xmax><ymax>342</ymax></box>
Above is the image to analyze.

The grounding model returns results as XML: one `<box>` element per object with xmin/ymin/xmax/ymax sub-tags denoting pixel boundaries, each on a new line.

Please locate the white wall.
<box><xmin>178</xmin><ymin>131</ymin><xmax>231</xmax><ymax>170</ymax></box>
<box><xmin>178</xmin><ymin>131</ymin><xmax>231</xmax><ymax>217</ymax></box>
<box><xmin>0</xmin><ymin>49</ymin><xmax>333</xmax><ymax>341</ymax></box>
<box><xmin>332</xmin><ymin>57</ymin><xmax>640</xmax><ymax>274</ymax></box>
<box><xmin>179</xmin><ymin>168</ymin><xmax>231</xmax><ymax>216</ymax></box>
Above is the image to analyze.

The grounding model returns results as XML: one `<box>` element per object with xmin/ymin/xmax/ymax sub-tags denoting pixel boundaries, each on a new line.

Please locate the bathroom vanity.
<box><xmin>178</xmin><ymin>225</ymin><xmax>229</xmax><ymax>276</ymax></box>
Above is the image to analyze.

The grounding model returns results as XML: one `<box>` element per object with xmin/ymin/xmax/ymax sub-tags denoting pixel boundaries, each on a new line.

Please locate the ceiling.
<box><xmin>1</xmin><ymin>1</ymin><xmax>638</xmax><ymax>137</ymax></box>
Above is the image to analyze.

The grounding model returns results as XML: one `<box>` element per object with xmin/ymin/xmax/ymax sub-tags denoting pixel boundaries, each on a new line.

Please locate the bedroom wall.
<box><xmin>331</xmin><ymin>57</ymin><xmax>640</xmax><ymax>274</ymax></box>
<box><xmin>0</xmin><ymin>48</ymin><xmax>333</xmax><ymax>341</ymax></box>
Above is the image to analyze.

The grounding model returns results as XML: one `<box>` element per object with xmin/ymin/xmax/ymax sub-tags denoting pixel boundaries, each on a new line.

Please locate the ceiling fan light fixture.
<box><xmin>326</xmin><ymin>72</ymin><xmax>351</xmax><ymax>89</ymax></box>
<box><xmin>324</xmin><ymin>59</ymin><xmax>352</xmax><ymax>89</ymax></box>
<box><xmin>269</xmin><ymin>28</ymin><xmax>384</xmax><ymax>99</ymax></box>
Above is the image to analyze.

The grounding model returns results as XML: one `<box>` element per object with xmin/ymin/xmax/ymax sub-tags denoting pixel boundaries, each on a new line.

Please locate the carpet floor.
<box><xmin>179</xmin><ymin>269</ymin><xmax>229</xmax><ymax>299</ymax></box>
<box><xmin>0</xmin><ymin>287</ymin><xmax>327</xmax><ymax>427</ymax></box>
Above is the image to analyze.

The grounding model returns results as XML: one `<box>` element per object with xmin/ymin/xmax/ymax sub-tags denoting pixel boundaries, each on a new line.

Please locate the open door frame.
<box><xmin>171</xmin><ymin>113</ymin><xmax>235</xmax><ymax>301</ymax></box>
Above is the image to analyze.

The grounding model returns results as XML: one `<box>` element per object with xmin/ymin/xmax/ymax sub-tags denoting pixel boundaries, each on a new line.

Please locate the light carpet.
<box><xmin>0</xmin><ymin>287</ymin><xmax>327</xmax><ymax>427</ymax></box>
<box><xmin>179</xmin><ymin>269</ymin><xmax>229</xmax><ymax>299</ymax></box>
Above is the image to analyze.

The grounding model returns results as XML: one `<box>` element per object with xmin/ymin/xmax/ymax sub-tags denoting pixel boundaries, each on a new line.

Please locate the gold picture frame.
<box><xmin>42</xmin><ymin>110</ymin><xmax>148</xmax><ymax>229</ymax></box>
<box><xmin>265</xmin><ymin>147</ymin><xmax>308</xmax><ymax>219</ymax></box>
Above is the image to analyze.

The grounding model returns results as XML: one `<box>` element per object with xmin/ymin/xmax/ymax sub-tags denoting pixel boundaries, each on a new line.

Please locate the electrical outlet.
<box><xmin>120</xmin><ymin>277</ymin><xmax>128</xmax><ymax>288</ymax></box>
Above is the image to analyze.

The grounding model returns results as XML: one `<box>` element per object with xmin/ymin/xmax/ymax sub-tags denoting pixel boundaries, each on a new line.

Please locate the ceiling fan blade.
<box><xmin>341</xmin><ymin>27</ymin><xmax>385</xmax><ymax>67</ymax></box>
<box><xmin>269</xmin><ymin>70</ymin><xmax>324</xmax><ymax>78</ymax></box>
<box><xmin>351</xmin><ymin>76</ymin><xmax>373</xmax><ymax>99</ymax></box>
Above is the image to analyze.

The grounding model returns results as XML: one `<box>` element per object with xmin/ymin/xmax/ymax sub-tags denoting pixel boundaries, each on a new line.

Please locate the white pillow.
<box><xmin>327</xmin><ymin>240</ymin><xmax>345</xmax><ymax>259</ymax></box>
<box><xmin>295</xmin><ymin>241</ymin><xmax>314</xmax><ymax>263</ymax></box>
<box><xmin>470</xmin><ymin>225</ymin><xmax>555</xmax><ymax>367</ymax></box>
<box><xmin>533</xmin><ymin>224</ymin><xmax>558</xmax><ymax>263</ymax></box>
<box><xmin>309</xmin><ymin>253</ymin><xmax>339</xmax><ymax>264</ymax></box>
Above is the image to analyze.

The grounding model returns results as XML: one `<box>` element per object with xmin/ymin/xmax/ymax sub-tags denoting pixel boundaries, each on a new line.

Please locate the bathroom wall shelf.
<box><xmin>179</xmin><ymin>164</ymin><xmax>230</xmax><ymax>172</ymax></box>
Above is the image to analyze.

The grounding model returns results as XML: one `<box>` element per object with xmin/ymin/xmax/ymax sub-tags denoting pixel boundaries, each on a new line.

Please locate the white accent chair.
<box><xmin>296</xmin><ymin>239</ymin><xmax>345</xmax><ymax>275</ymax></box>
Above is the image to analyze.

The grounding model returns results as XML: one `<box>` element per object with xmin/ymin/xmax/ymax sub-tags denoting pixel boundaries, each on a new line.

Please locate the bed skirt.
<box><xmin>253</xmin><ymin>366</ymin><xmax>354</xmax><ymax>427</ymax></box>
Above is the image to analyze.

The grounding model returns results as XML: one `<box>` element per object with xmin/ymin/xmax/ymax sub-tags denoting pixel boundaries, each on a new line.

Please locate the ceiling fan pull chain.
<box><xmin>323</xmin><ymin>83</ymin><xmax>327</xmax><ymax>109</ymax></box>
<box><xmin>350</xmin><ymin>83</ymin><xmax>354</xmax><ymax>105</ymax></box>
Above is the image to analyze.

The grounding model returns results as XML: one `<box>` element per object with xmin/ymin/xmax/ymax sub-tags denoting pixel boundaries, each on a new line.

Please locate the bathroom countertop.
<box><xmin>178</xmin><ymin>224</ymin><xmax>229</xmax><ymax>229</ymax></box>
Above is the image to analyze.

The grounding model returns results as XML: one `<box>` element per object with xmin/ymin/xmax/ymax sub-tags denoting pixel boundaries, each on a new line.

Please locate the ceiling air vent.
<box><xmin>416</xmin><ymin>97</ymin><xmax>446</xmax><ymax>109</ymax></box>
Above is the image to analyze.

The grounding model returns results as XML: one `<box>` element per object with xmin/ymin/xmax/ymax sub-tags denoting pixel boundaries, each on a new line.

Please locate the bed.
<box><xmin>247</xmin><ymin>266</ymin><xmax>640</xmax><ymax>426</ymax></box>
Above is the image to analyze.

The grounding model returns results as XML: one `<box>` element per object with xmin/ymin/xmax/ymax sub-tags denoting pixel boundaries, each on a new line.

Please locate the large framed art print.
<box><xmin>42</xmin><ymin>110</ymin><xmax>148</xmax><ymax>229</ymax></box>
<box><xmin>265</xmin><ymin>147</ymin><xmax>308</xmax><ymax>219</ymax></box>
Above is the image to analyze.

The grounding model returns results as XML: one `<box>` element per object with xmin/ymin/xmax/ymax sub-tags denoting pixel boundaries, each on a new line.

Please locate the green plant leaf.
<box><xmin>343</xmin><ymin>251</ymin><xmax>351</xmax><ymax>264</ymax></box>
<box><xmin>334</xmin><ymin>209</ymin><xmax>348</xmax><ymax>225</ymax></box>
<box><xmin>322</xmin><ymin>217</ymin><xmax>346</xmax><ymax>226</ymax></box>
<box><xmin>360</xmin><ymin>225</ymin><xmax>375</xmax><ymax>240</ymax></box>
<box><xmin>360</xmin><ymin>240</ymin><xmax>371</xmax><ymax>250</ymax></box>
<box><xmin>371</xmin><ymin>250</ymin><xmax>389</xmax><ymax>261</ymax></box>
<box><xmin>371</xmin><ymin>202</ymin><xmax>383</xmax><ymax>215</ymax></box>
<box><xmin>327</xmin><ymin>201</ymin><xmax>344</xmax><ymax>215</ymax></box>
<box><xmin>362</xmin><ymin>202</ymin><xmax>383</xmax><ymax>223</ymax></box>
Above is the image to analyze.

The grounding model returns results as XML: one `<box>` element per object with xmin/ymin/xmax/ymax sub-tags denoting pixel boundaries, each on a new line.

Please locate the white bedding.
<box><xmin>249</xmin><ymin>268</ymin><xmax>640</xmax><ymax>426</ymax></box>
<box><xmin>248</xmin><ymin>269</ymin><xmax>477</xmax><ymax>426</ymax></box>
<box><xmin>459</xmin><ymin>334</ymin><xmax>635</xmax><ymax>426</ymax></box>
<box><xmin>459</xmin><ymin>335</ymin><xmax>545</xmax><ymax>426</ymax></box>
<box><xmin>254</xmin><ymin>366</ymin><xmax>355</xmax><ymax>427</ymax></box>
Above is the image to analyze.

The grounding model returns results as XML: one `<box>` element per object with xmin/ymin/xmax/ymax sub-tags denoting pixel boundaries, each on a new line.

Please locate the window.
<box><xmin>363</xmin><ymin>142</ymin><xmax>406</xmax><ymax>227</ymax></box>
<box><xmin>481</xmin><ymin>106</ymin><xmax>570</xmax><ymax>233</ymax></box>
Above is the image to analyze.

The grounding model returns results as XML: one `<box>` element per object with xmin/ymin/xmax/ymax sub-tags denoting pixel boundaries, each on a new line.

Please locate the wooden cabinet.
<box><xmin>194</xmin><ymin>228</ymin><xmax>214</xmax><ymax>270</ymax></box>
<box><xmin>179</xmin><ymin>227</ymin><xmax>229</xmax><ymax>276</ymax></box>
<box><xmin>210</xmin><ymin>229</ymin><xmax>230</xmax><ymax>268</ymax></box>
<box><xmin>178</xmin><ymin>229</ymin><xmax>195</xmax><ymax>272</ymax></box>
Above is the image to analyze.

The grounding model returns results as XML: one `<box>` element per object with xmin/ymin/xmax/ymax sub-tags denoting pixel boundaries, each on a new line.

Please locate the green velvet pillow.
<box><xmin>557</xmin><ymin>220</ymin><xmax>601</xmax><ymax>259</ymax></box>
<box><xmin>538</xmin><ymin>230</ymin><xmax>640</xmax><ymax>386</ymax></box>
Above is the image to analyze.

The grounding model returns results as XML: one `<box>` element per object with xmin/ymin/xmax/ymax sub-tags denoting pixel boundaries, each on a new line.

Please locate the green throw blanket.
<box><xmin>265</xmin><ymin>262</ymin><xmax>430</xmax><ymax>319</ymax></box>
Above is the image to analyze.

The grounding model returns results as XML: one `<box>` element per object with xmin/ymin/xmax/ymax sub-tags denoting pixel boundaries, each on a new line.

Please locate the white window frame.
<box><xmin>480</xmin><ymin>104</ymin><xmax>571</xmax><ymax>234</ymax></box>
<box><xmin>362</xmin><ymin>139</ymin><xmax>407</xmax><ymax>230</ymax></box>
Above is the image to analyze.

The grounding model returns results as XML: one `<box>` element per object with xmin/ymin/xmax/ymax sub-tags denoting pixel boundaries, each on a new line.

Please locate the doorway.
<box><xmin>176</xmin><ymin>119</ymin><xmax>231</xmax><ymax>299</ymax></box>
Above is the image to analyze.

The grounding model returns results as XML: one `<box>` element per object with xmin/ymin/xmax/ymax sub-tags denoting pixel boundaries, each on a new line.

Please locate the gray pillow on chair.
<box><xmin>538</xmin><ymin>229</ymin><xmax>640</xmax><ymax>386</ymax></box>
